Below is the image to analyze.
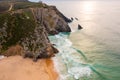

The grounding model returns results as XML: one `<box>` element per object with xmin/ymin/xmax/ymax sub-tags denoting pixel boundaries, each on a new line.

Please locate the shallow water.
<box><xmin>50</xmin><ymin>33</ymin><xmax>92</xmax><ymax>80</ymax></box>
<box><xmin>47</xmin><ymin>1</ymin><xmax>120</xmax><ymax>80</ymax></box>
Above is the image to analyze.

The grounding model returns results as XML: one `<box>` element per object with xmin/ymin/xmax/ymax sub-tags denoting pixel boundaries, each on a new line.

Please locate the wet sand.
<box><xmin>0</xmin><ymin>56</ymin><xmax>58</xmax><ymax>80</ymax></box>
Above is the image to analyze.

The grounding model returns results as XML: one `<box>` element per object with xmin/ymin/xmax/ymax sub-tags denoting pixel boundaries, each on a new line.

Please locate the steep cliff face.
<box><xmin>32</xmin><ymin>7</ymin><xmax>71</xmax><ymax>35</ymax></box>
<box><xmin>0</xmin><ymin>1</ymin><xmax>71</xmax><ymax>61</ymax></box>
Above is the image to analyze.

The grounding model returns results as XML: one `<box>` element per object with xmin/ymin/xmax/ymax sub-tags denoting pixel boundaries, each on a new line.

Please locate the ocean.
<box><xmin>46</xmin><ymin>0</ymin><xmax>120</xmax><ymax>80</ymax></box>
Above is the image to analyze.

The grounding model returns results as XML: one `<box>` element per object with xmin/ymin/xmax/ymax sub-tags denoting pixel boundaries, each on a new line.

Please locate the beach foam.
<box><xmin>49</xmin><ymin>33</ymin><xmax>92</xmax><ymax>80</ymax></box>
<box><xmin>0</xmin><ymin>55</ymin><xmax>5</xmax><ymax>59</ymax></box>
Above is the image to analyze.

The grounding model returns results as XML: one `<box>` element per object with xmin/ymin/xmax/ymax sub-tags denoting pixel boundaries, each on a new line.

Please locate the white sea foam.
<box><xmin>0</xmin><ymin>55</ymin><xmax>5</xmax><ymax>59</ymax></box>
<box><xmin>68</xmin><ymin>67</ymin><xmax>91</xmax><ymax>79</ymax></box>
<box><xmin>50</xmin><ymin>33</ymin><xmax>92</xmax><ymax>80</ymax></box>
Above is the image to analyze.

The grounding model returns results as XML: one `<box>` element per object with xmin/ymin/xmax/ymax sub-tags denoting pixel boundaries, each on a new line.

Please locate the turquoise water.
<box><xmin>47</xmin><ymin>1</ymin><xmax>120</xmax><ymax>80</ymax></box>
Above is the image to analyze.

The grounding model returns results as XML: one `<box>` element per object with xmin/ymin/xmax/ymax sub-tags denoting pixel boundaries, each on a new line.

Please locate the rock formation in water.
<box><xmin>0</xmin><ymin>1</ymin><xmax>71</xmax><ymax>61</ymax></box>
<box><xmin>78</xmin><ymin>24</ymin><xmax>83</xmax><ymax>30</ymax></box>
<box><xmin>75</xmin><ymin>17</ymin><xmax>78</xmax><ymax>21</ymax></box>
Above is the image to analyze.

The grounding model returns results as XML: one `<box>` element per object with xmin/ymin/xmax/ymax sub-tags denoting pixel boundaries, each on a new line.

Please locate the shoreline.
<box><xmin>0</xmin><ymin>56</ymin><xmax>58</xmax><ymax>80</ymax></box>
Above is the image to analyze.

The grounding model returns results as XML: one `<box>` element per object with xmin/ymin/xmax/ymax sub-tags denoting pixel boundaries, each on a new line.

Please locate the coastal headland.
<box><xmin>0</xmin><ymin>0</ymin><xmax>72</xmax><ymax>80</ymax></box>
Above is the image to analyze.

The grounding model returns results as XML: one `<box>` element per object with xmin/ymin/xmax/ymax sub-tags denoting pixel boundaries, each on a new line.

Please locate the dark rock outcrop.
<box><xmin>23</xmin><ymin>44</ymin><xmax>59</xmax><ymax>62</ymax></box>
<box><xmin>78</xmin><ymin>24</ymin><xmax>83</xmax><ymax>30</ymax></box>
<box><xmin>75</xmin><ymin>17</ymin><xmax>78</xmax><ymax>21</ymax></box>
<box><xmin>71</xmin><ymin>17</ymin><xmax>74</xmax><ymax>21</ymax></box>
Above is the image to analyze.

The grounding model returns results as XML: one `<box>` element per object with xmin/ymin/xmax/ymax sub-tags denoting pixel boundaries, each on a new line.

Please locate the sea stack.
<box><xmin>71</xmin><ymin>17</ymin><xmax>74</xmax><ymax>21</ymax></box>
<box><xmin>78</xmin><ymin>24</ymin><xmax>83</xmax><ymax>30</ymax></box>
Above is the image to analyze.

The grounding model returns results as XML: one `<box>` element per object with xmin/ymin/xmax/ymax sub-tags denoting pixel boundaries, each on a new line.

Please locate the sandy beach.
<box><xmin>0</xmin><ymin>56</ymin><xmax>58</xmax><ymax>80</ymax></box>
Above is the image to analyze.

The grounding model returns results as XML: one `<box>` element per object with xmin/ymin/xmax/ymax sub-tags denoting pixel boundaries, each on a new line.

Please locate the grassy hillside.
<box><xmin>0</xmin><ymin>10</ymin><xmax>36</xmax><ymax>50</ymax></box>
<box><xmin>0</xmin><ymin>2</ymin><xmax>10</xmax><ymax>12</ymax></box>
<box><xmin>14</xmin><ymin>2</ymin><xmax>48</xmax><ymax>10</ymax></box>
<box><xmin>0</xmin><ymin>1</ymin><xmax>48</xmax><ymax>13</ymax></box>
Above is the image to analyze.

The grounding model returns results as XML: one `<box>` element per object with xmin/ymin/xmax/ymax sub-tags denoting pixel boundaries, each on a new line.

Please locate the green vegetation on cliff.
<box><xmin>0</xmin><ymin>1</ymin><xmax>70</xmax><ymax>60</ymax></box>
<box><xmin>0</xmin><ymin>1</ymin><xmax>48</xmax><ymax>13</ymax></box>
<box><xmin>14</xmin><ymin>2</ymin><xmax>48</xmax><ymax>10</ymax></box>
<box><xmin>0</xmin><ymin>10</ymin><xmax>36</xmax><ymax>50</ymax></box>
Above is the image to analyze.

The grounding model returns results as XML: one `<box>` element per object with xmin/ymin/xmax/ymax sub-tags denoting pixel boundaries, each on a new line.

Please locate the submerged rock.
<box><xmin>71</xmin><ymin>17</ymin><xmax>74</xmax><ymax>21</ymax></box>
<box><xmin>75</xmin><ymin>17</ymin><xmax>79</xmax><ymax>21</ymax></box>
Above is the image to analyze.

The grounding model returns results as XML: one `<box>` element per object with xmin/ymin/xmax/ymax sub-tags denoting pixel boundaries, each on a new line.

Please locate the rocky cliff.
<box><xmin>0</xmin><ymin>1</ymin><xmax>71</xmax><ymax>61</ymax></box>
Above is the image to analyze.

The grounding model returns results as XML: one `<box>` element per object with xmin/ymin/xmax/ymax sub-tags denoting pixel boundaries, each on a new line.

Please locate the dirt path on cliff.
<box><xmin>30</xmin><ymin>8</ymin><xmax>37</xmax><ymax>23</ymax></box>
<box><xmin>8</xmin><ymin>3</ymin><xmax>13</xmax><ymax>11</ymax></box>
<box><xmin>0</xmin><ymin>56</ymin><xmax>58</xmax><ymax>80</ymax></box>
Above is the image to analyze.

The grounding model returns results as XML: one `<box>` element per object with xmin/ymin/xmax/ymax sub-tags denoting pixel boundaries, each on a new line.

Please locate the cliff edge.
<box><xmin>0</xmin><ymin>1</ymin><xmax>71</xmax><ymax>61</ymax></box>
